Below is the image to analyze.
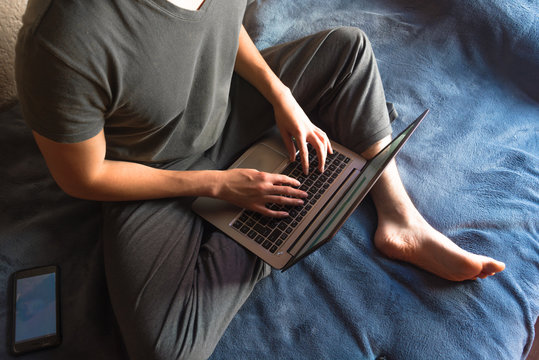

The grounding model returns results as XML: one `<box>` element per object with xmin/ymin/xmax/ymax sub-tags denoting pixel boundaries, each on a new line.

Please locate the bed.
<box><xmin>0</xmin><ymin>0</ymin><xmax>537</xmax><ymax>359</ymax></box>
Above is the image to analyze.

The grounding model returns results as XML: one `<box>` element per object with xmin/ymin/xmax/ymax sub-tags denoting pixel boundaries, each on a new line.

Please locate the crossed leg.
<box><xmin>263</xmin><ymin>27</ymin><xmax>505</xmax><ymax>281</ymax></box>
<box><xmin>362</xmin><ymin>137</ymin><xmax>506</xmax><ymax>281</ymax></box>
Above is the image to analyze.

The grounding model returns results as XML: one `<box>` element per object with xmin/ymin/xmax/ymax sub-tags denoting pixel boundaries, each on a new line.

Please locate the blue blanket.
<box><xmin>0</xmin><ymin>0</ymin><xmax>537</xmax><ymax>359</ymax></box>
<box><xmin>211</xmin><ymin>0</ymin><xmax>539</xmax><ymax>359</ymax></box>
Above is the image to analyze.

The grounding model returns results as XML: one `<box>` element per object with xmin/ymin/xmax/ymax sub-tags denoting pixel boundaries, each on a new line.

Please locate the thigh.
<box><xmin>102</xmin><ymin>197</ymin><xmax>269</xmax><ymax>360</ymax></box>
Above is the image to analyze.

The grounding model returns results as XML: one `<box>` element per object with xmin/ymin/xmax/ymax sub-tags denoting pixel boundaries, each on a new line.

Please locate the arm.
<box><xmin>234</xmin><ymin>25</ymin><xmax>332</xmax><ymax>174</ymax></box>
<box><xmin>33</xmin><ymin>129</ymin><xmax>216</xmax><ymax>201</ymax></box>
<box><xmin>33</xmin><ymin>129</ymin><xmax>306</xmax><ymax>216</ymax></box>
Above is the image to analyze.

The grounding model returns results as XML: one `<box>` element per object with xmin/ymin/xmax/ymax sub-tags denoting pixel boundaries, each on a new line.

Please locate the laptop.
<box><xmin>192</xmin><ymin>109</ymin><xmax>429</xmax><ymax>270</ymax></box>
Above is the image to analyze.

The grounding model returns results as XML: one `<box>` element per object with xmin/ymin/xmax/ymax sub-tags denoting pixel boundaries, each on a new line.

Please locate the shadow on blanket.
<box><xmin>0</xmin><ymin>0</ymin><xmax>537</xmax><ymax>359</ymax></box>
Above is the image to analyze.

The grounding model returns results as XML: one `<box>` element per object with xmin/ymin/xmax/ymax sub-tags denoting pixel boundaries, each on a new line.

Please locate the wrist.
<box><xmin>204</xmin><ymin>170</ymin><xmax>225</xmax><ymax>198</ymax></box>
<box><xmin>165</xmin><ymin>169</ymin><xmax>223</xmax><ymax>199</ymax></box>
<box><xmin>267</xmin><ymin>82</ymin><xmax>291</xmax><ymax>109</ymax></box>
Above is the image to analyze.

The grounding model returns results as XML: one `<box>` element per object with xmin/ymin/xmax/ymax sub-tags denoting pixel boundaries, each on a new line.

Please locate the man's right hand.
<box><xmin>214</xmin><ymin>168</ymin><xmax>308</xmax><ymax>217</ymax></box>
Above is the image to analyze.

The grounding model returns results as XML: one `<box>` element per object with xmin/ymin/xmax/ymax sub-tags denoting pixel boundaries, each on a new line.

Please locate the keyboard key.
<box><xmin>282</xmin><ymin>163</ymin><xmax>295</xmax><ymax>175</ymax></box>
<box><xmin>254</xmin><ymin>223</ymin><xmax>271</xmax><ymax>236</ymax></box>
<box><xmin>269</xmin><ymin>229</ymin><xmax>282</xmax><ymax>242</ymax></box>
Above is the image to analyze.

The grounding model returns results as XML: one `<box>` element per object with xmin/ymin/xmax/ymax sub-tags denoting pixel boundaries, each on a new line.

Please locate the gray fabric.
<box><xmin>207</xmin><ymin>27</ymin><xmax>394</xmax><ymax>168</ymax></box>
<box><xmin>16</xmin><ymin>0</ymin><xmax>251</xmax><ymax>163</ymax></box>
<box><xmin>103</xmin><ymin>27</ymin><xmax>392</xmax><ymax>360</ymax></box>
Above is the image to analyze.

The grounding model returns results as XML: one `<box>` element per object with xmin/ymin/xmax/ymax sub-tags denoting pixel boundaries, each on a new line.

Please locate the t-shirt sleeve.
<box><xmin>16</xmin><ymin>36</ymin><xmax>107</xmax><ymax>144</ymax></box>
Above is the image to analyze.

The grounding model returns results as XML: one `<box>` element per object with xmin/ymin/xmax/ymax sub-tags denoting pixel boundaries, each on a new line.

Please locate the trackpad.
<box><xmin>235</xmin><ymin>143</ymin><xmax>288</xmax><ymax>173</ymax></box>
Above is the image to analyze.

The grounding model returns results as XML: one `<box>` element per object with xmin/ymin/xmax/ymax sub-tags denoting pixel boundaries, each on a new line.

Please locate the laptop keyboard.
<box><xmin>231</xmin><ymin>145</ymin><xmax>351</xmax><ymax>254</ymax></box>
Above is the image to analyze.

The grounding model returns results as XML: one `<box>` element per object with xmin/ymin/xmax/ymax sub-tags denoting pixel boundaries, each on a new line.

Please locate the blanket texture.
<box><xmin>211</xmin><ymin>0</ymin><xmax>539</xmax><ymax>359</ymax></box>
<box><xmin>0</xmin><ymin>0</ymin><xmax>537</xmax><ymax>359</ymax></box>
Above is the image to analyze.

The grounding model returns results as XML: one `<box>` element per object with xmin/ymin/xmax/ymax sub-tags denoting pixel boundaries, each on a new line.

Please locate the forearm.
<box><xmin>234</xmin><ymin>25</ymin><xmax>289</xmax><ymax>106</ymax></box>
<box><xmin>233</xmin><ymin>26</ymin><xmax>332</xmax><ymax>173</ymax></box>
<box><xmin>60</xmin><ymin>159</ymin><xmax>220</xmax><ymax>202</ymax></box>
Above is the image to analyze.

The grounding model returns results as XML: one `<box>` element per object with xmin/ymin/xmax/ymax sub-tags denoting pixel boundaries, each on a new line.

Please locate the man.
<box><xmin>16</xmin><ymin>0</ymin><xmax>504</xmax><ymax>358</ymax></box>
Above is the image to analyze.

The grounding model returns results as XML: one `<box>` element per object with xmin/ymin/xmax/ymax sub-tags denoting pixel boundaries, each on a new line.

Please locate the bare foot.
<box><xmin>363</xmin><ymin>136</ymin><xmax>505</xmax><ymax>281</ymax></box>
<box><xmin>374</xmin><ymin>207</ymin><xmax>506</xmax><ymax>281</ymax></box>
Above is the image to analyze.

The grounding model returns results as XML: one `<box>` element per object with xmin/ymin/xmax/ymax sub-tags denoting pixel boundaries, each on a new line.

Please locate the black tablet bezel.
<box><xmin>10</xmin><ymin>265</ymin><xmax>62</xmax><ymax>355</ymax></box>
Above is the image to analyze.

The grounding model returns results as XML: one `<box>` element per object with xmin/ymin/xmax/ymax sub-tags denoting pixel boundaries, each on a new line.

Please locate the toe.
<box><xmin>482</xmin><ymin>258</ymin><xmax>506</xmax><ymax>274</ymax></box>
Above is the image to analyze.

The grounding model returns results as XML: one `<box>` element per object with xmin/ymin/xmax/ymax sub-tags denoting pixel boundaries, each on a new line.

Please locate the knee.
<box><xmin>327</xmin><ymin>26</ymin><xmax>371</xmax><ymax>50</ymax></box>
<box><xmin>324</xmin><ymin>26</ymin><xmax>376</xmax><ymax>72</ymax></box>
<box><xmin>328</xmin><ymin>26</ymin><xmax>372</xmax><ymax>57</ymax></box>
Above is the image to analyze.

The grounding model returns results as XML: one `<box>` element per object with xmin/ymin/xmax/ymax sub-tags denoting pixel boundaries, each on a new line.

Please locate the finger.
<box><xmin>298</xmin><ymin>137</ymin><xmax>309</xmax><ymax>175</ymax></box>
<box><xmin>323</xmin><ymin>132</ymin><xmax>333</xmax><ymax>155</ymax></box>
<box><xmin>272</xmin><ymin>185</ymin><xmax>308</xmax><ymax>198</ymax></box>
<box><xmin>311</xmin><ymin>131</ymin><xmax>327</xmax><ymax>173</ymax></box>
<box><xmin>273</xmin><ymin>174</ymin><xmax>302</xmax><ymax>188</ymax></box>
<box><xmin>279</xmin><ymin>130</ymin><xmax>297</xmax><ymax>162</ymax></box>
<box><xmin>313</xmin><ymin>126</ymin><xmax>333</xmax><ymax>156</ymax></box>
<box><xmin>265</xmin><ymin>195</ymin><xmax>305</xmax><ymax>207</ymax></box>
<box><xmin>253</xmin><ymin>204</ymin><xmax>288</xmax><ymax>218</ymax></box>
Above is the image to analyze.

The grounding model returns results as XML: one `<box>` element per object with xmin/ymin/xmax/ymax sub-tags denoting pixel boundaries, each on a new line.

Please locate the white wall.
<box><xmin>0</xmin><ymin>0</ymin><xmax>27</xmax><ymax>108</ymax></box>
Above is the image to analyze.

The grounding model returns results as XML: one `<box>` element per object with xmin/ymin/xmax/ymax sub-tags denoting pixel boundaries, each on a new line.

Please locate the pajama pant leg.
<box><xmin>102</xmin><ymin>196</ymin><xmax>271</xmax><ymax>360</ymax></box>
<box><xmin>102</xmin><ymin>27</ymin><xmax>393</xmax><ymax>360</ymax></box>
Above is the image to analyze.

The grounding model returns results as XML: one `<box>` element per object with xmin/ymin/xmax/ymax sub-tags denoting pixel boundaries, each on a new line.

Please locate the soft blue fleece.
<box><xmin>211</xmin><ymin>0</ymin><xmax>539</xmax><ymax>358</ymax></box>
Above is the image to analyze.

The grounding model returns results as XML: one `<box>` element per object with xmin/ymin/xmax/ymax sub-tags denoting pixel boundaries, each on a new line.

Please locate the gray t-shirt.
<box><xmin>16</xmin><ymin>0</ymin><xmax>252</xmax><ymax>164</ymax></box>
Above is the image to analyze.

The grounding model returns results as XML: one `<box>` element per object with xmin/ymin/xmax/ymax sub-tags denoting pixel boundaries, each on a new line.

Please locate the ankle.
<box><xmin>375</xmin><ymin>198</ymin><xmax>421</xmax><ymax>226</ymax></box>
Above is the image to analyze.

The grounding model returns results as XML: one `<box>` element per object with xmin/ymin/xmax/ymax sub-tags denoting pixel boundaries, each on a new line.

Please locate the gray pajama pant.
<box><xmin>102</xmin><ymin>27</ymin><xmax>395</xmax><ymax>360</ymax></box>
